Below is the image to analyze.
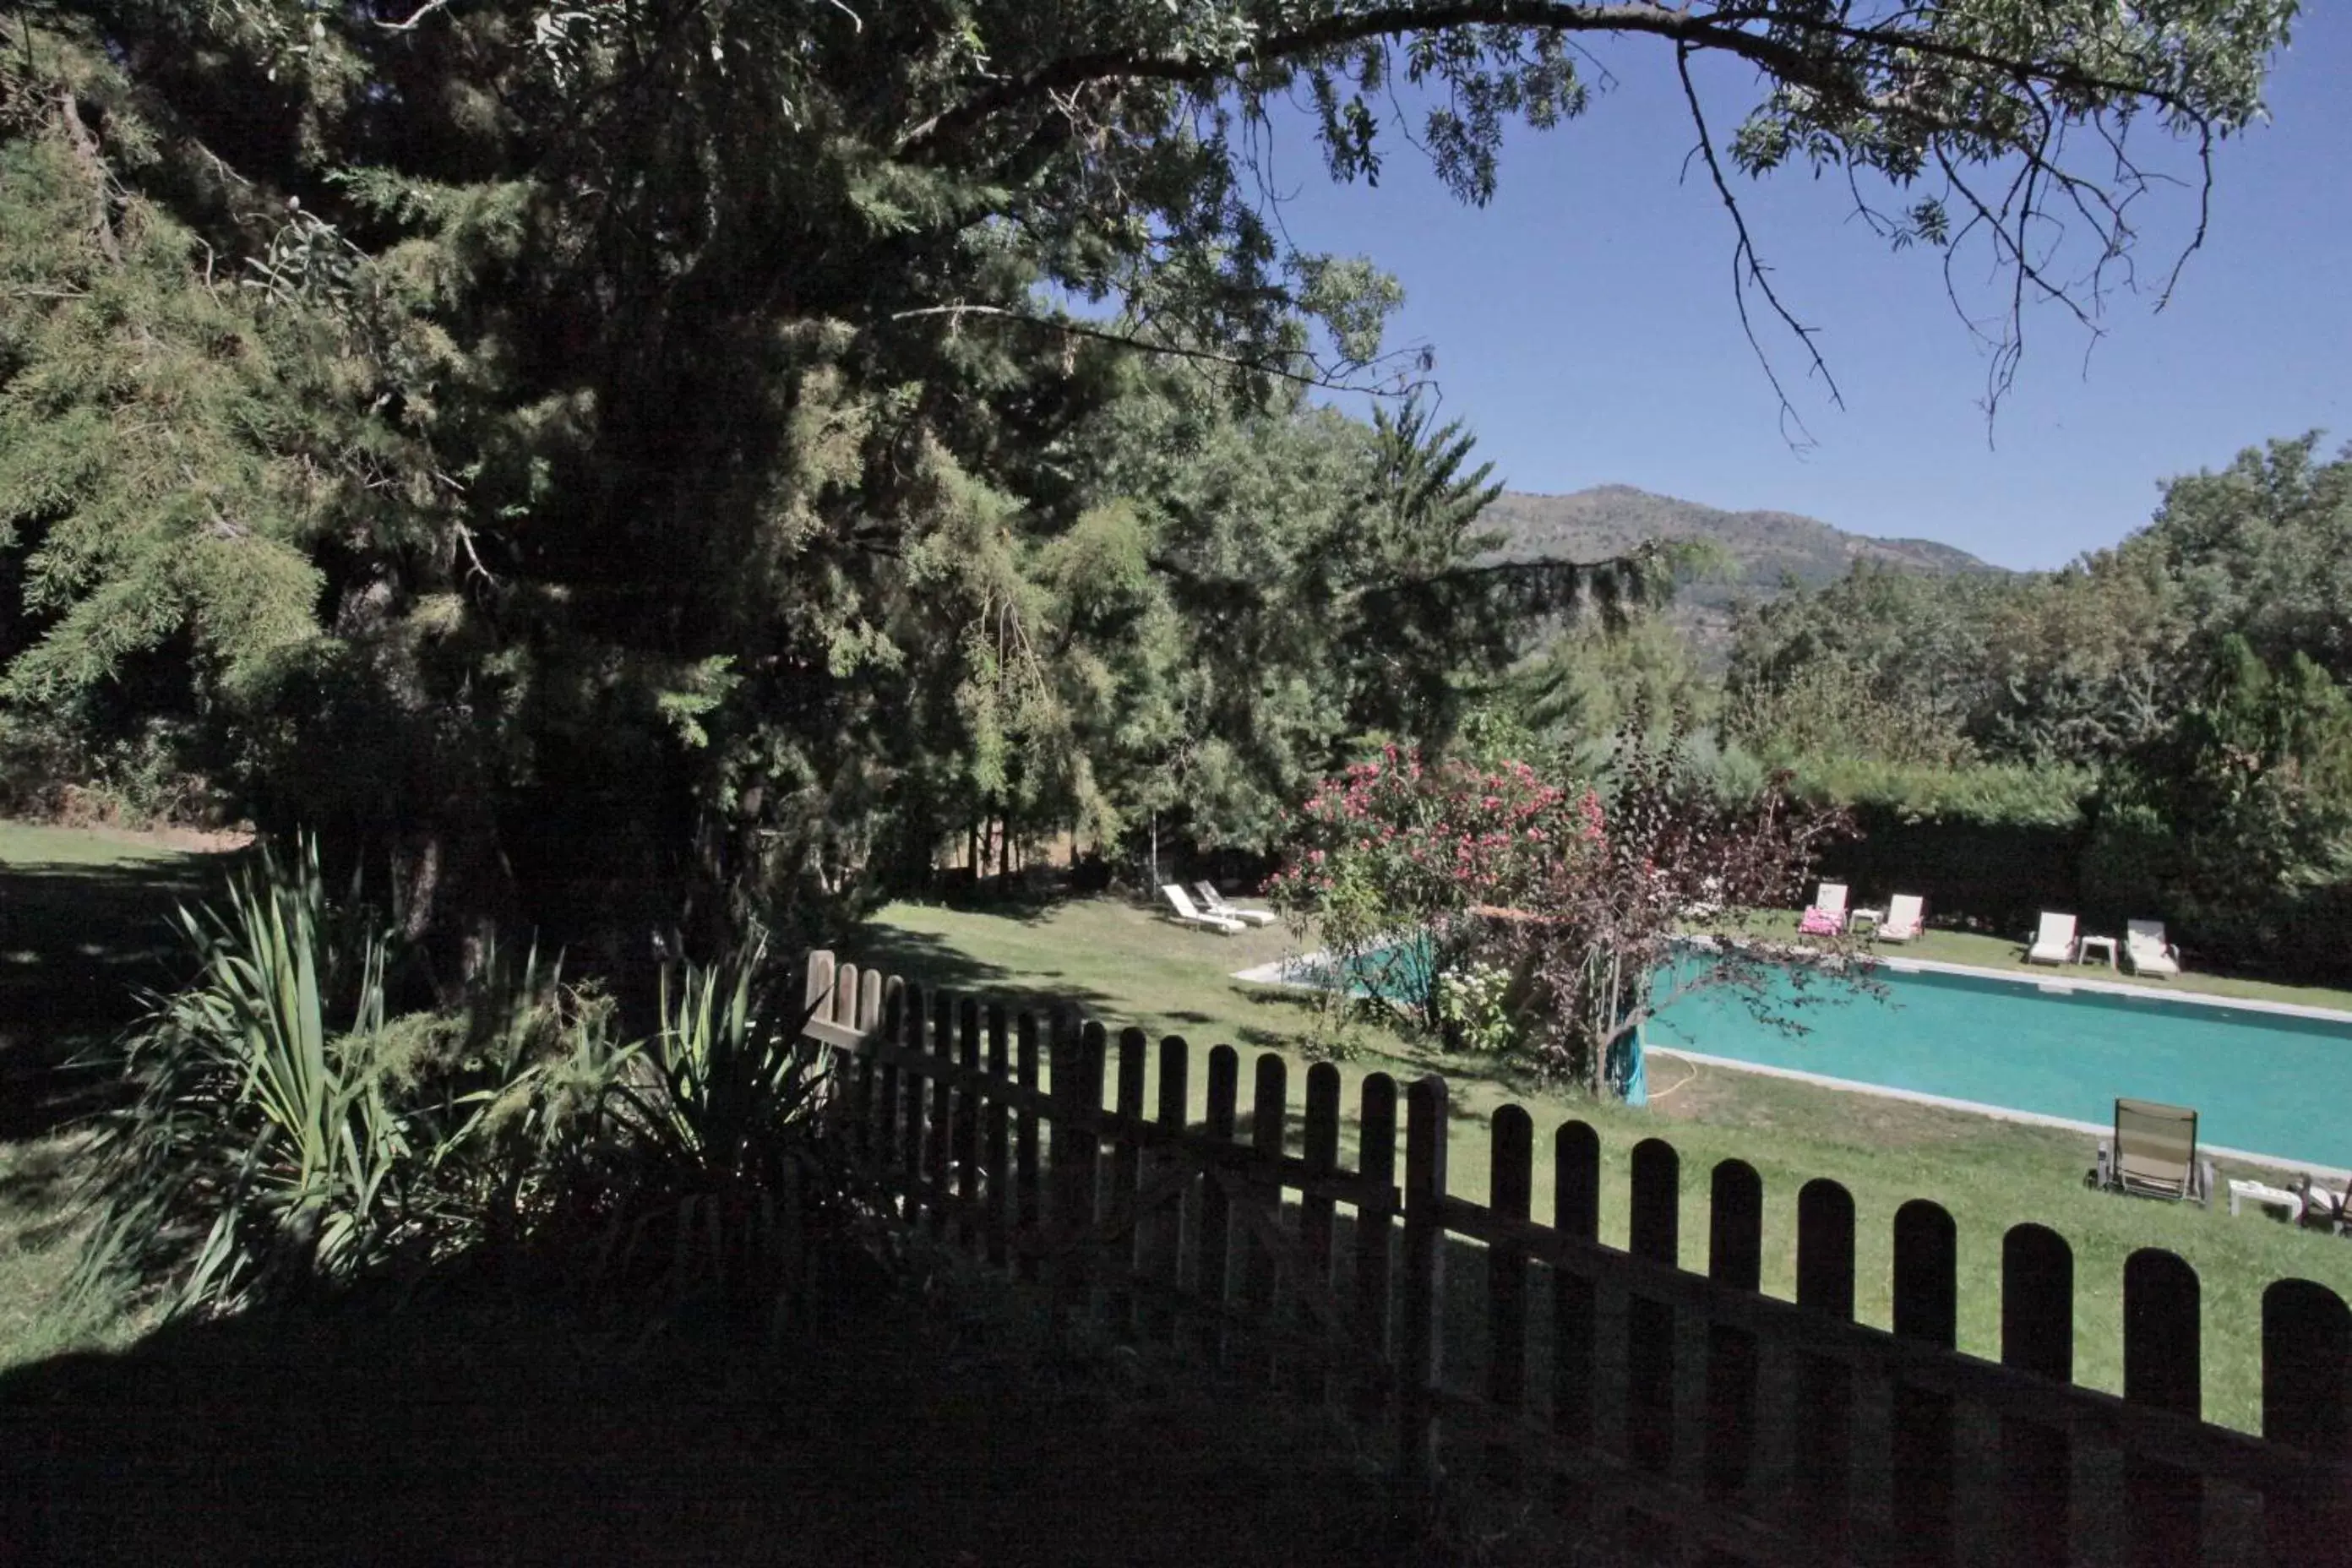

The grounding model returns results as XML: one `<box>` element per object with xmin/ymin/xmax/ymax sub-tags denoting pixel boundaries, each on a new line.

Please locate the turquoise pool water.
<box><xmin>1316</xmin><ymin>946</ymin><xmax>2352</xmax><ymax>1166</ymax></box>
<box><xmin>1647</xmin><ymin>962</ymin><xmax>2352</xmax><ymax>1168</ymax></box>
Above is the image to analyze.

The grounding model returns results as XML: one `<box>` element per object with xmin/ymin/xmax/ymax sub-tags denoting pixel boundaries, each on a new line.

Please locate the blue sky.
<box><xmin>1256</xmin><ymin>10</ymin><xmax>2349</xmax><ymax>569</ymax></box>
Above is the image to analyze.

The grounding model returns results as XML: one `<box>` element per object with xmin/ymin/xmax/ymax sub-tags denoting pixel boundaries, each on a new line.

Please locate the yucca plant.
<box><xmin>592</xmin><ymin>943</ymin><xmax>877</xmax><ymax>1324</ymax></box>
<box><xmin>71</xmin><ymin>838</ymin><xmax>420</xmax><ymax>1316</ymax></box>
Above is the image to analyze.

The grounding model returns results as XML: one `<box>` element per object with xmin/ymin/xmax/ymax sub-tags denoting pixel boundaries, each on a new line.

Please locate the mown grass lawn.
<box><xmin>854</xmin><ymin>894</ymin><xmax>2352</xmax><ymax>1435</ymax></box>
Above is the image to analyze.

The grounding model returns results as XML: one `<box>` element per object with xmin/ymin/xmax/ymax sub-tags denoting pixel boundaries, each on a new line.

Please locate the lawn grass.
<box><xmin>854</xmin><ymin>894</ymin><xmax>2352</xmax><ymax>1435</ymax></box>
<box><xmin>0</xmin><ymin>821</ymin><xmax>227</xmax><ymax>1372</ymax></box>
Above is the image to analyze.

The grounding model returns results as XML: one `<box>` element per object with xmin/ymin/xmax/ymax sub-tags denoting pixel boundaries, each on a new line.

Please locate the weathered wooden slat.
<box><xmin>2262</xmin><ymin>1277</ymin><xmax>2351</xmax><ymax>1565</ymax></box>
<box><xmin>925</xmin><ymin>990</ymin><xmax>956</xmax><ymax>1239</ymax></box>
<box><xmin>1795</xmin><ymin>1179</ymin><xmax>1857</xmax><ymax>1560</ymax></box>
<box><xmin>1298</xmin><ymin>1061</ymin><xmax>1342</xmax><ymax>1403</ymax></box>
<box><xmin>1625</xmin><ymin>1137</ymin><xmax>1680</xmax><ymax>1483</ymax></box>
<box><xmin>984</xmin><ymin>1003</ymin><xmax>1010</xmax><ymax>1268</ymax></box>
<box><xmin>1399</xmin><ymin>1075</ymin><xmax>1450</xmax><ymax>1490</ymax></box>
<box><xmin>1245</xmin><ymin>1054</ymin><xmax>1288</xmax><ymax>1386</ymax></box>
<box><xmin>858</xmin><ymin>966</ymin><xmax>882</xmax><ymax>1037</ymax></box>
<box><xmin>1892</xmin><ymin>1199</ymin><xmax>1959</xmax><ymax>1568</ymax></box>
<box><xmin>1554</xmin><ymin>1119</ymin><xmax>1602</xmax><ymax>1451</ymax></box>
<box><xmin>1488</xmin><ymin>1106</ymin><xmax>1534</xmax><ymax>1414</ymax></box>
<box><xmin>1707</xmin><ymin>1160</ymin><xmax>1764</xmax><ymax>1503</ymax></box>
<box><xmin>804</xmin><ymin>949</ymin><xmax>836</xmax><ymax>1017</ymax></box>
<box><xmin>1197</xmin><ymin>1044</ymin><xmax>1240</xmax><ymax>1364</ymax></box>
<box><xmin>1014</xmin><ymin>1010</ymin><xmax>1041</xmax><ymax>1284</ymax></box>
<box><xmin>1140</xmin><ymin>1036</ymin><xmax>1190</xmax><ymax>1342</ymax></box>
<box><xmin>2001</xmin><ymin>1222</ymin><xmax>2074</xmax><ymax>1568</ymax></box>
<box><xmin>956</xmin><ymin>998</ymin><xmax>983</xmax><ymax>1255</ymax></box>
<box><xmin>1108</xmin><ymin>1026</ymin><xmax>1149</xmax><ymax>1332</ymax></box>
<box><xmin>1354</xmin><ymin>1072</ymin><xmax>1399</xmax><ymax>1428</ymax></box>
<box><xmin>901</xmin><ymin>984</ymin><xmax>932</xmax><ymax>1222</ymax></box>
<box><xmin>2123</xmin><ymin>1248</ymin><xmax>2202</xmax><ymax>1568</ymax></box>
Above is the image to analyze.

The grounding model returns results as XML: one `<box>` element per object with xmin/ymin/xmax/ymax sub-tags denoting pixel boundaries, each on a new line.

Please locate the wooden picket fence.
<box><xmin>798</xmin><ymin>951</ymin><xmax>2351</xmax><ymax>1566</ymax></box>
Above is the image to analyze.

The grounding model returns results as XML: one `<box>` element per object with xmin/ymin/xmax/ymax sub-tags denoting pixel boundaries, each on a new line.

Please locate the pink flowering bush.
<box><xmin>1269</xmin><ymin>744</ymin><xmax>1594</xmax><ymax>1049</ymax></box>
<box><xmin>1274</xmin><ymin>736</ymin><xmax>1870</xmax><ymax>1089</ymax></box>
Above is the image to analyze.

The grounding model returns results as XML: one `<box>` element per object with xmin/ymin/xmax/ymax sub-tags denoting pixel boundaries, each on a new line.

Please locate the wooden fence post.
<box><xmin>2123</xmin><ymin>1248</ymin><xmax>2201</xmax><ymax>1568</ymax></box>
<box><xmin>1624</xmin><ymin>1137</ymin><xmax>1681</xmax><ymax>1558</ymax></box>
<box><xmin>2262</xmin><ymin>1277</ymin><xmax>2351</xmax><ymax>1565</ymax></box>
<box><xmin>2000</xmin><ymin>1222</ymin><xmax>2074</xmax><ymax>1567</ymax></box>
<box><xmin>1139</xmin><ymin>1037</ymin><xmax>1190</xmax><ymax>1343</ymax></box>
<box><xmin>1706</xmin><ymin>1159</ymin><xmax>1763</xmax><ymax>1502</ymax></box>
<box><xmin>1398</xmin><ymin>1075</ymin><xmax>1449</xmax><ymax>1492</ymax></box>
<box><xmin>1354</xmin><ymin>1072</ymin><xmax>1399</xmax><ymax>1426</ymax></box>
<box><xmin>1794</xmin><ymin>1179</ymin><xmax>1857</xmax><ymax>1557</ymax></box>
<box><xmin>1625</xmin><ymin>1137</ymin><xmax>1680</xmax><ymax>1478</ymax></box>
<box><xmin>1298</xmin><ymin>1062</ymin><xmax>1342</xmax><ymax>1402</ymax></box>
<box><xmin>1554</xmin><ymin>1120</ymin><xmax>1602</xmax><ymax>1454</ymax></box>
<box><xmin>1892</xmin><ymin>1199</ymin><xmax>1959</xmax><ymax>1568</ymax></box>
<box><xmin>1107</xmin><ymin>1026</ymin><xmax>1148</xmax><ymax>1332</ymax></box>
<box><xmin>1488</xmin><ymin>1106</ymin><xmax>1534</xmax><ymax>1416</ymax></box>
<box><xmin>1197</xmin><ymin>1044</ymin><xmax>1240</xmax><ymax>1364</ymax></box>
<box><xmin>984</xmin><ymin>1004</ymin><xmax>1010</xmax><ymax>1268</ymax></box>
<box><xmin>1013</xmin><ymin>1010</ymin><xmax>1041</xmax><ymax>1283</ymax></box>
<box><xmin>875</xmin><ymin>979</ymin><xmax>906</xmax><ymax>1174</ymax></box>
<box><xmin>1245</xmin><ymin>1054</ymin><xmax>1288</xmax><ymax>1383</ymax></box>
<box><xmin>957</xmin><ymin>998</ymin><xmax>983</xmax><ymax>1255</ymax></box>
<box><xmin>900</xmin><ymin>983</ymin><xmax>930</xmax><ymax>1223</ymax></box>
<box><xmin>927</xmin><ymin>991</ymin><xmax>956</xmax><ymax>1239</ymax></box>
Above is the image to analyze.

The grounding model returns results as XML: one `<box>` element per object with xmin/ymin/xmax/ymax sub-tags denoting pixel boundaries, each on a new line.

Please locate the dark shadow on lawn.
<box><xmin>0</xmin><ymin>1280</ymin><xmax>1420</xmax><ymax>1568</ymax></box>
<box><xmin>0</xmin><ymin>850</ymin><xmax>240</xmax><ymax>1141</ymax></box>
<box><xmin>841</xmin><ymin>925</ymin><xmax>1126</xmax><ymax>1022</ymax></box>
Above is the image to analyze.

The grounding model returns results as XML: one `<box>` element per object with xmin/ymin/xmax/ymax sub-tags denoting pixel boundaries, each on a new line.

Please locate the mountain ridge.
<box><xmin>1475</xmin><ymin>485</ymin><xmax>2002</xmax><ymax>655</ymax></box>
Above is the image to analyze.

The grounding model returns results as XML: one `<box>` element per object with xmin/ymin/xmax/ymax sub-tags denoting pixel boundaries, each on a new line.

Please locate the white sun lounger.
<box><xmin>2126</xmin><ymin>919</ymin><xmax>2181</xmax><ymax>977</ymax></box>
<box><xmin>1877</xmin><ymin>893</ymin><xmax>1926</xmax><ymax>944</ymax></box>
<box><xmin>1193</xmin><ymin>881</ymin><xmax>1277</xmax><ymax>927</ymax></box>
<box><xmin>1161</xmin><ymin>884</ymin><xmax>1244</xmax><ymax>935</ymax></box>
<box><xmin>2027</xmin><ymin>911</ymin><xmax>2078</xmax><ymax>966</ymax></box>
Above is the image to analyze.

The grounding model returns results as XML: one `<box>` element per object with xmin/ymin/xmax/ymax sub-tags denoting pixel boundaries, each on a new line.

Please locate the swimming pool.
<box><xmin>1250</xmin><ymin>945</ymin><xmax>2352</xmax><ymax>1168</ymax></box>
<box><xmin>1647</xmin><ymin>961</ymin><xmax>2352</xmax><ymax>1168</ymax></box>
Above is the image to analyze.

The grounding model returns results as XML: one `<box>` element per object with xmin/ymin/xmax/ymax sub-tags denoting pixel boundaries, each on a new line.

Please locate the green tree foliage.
<box><xmin>0</xmin><ymin>0</ymin><xmax>2294</xmax><ymax>961</ymax></box>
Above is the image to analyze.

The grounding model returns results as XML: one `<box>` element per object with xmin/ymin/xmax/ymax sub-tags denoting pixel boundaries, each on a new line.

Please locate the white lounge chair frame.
<box><xmin>1192</xmin><ymin>881</ymin><xmax>1277</xmax><ymax>927</ymax></box>
<box><xmin>2125</xmin><ymin>919</ymin><xmax>2180</xmax><ymax>977</ymax></box>
<box><xmin>1161</xmin><ymin>884</ymin><xmax>1243</xmax><ymax>935</ymax></box>
<box><xmin>1877</xmin><ymin>893</ymin><xmax>1926</xmax><ymax>944</ymax></box>
<box><xmin>2026</xmin><ymin>912</ymin><xmax>2077</xmax><ymax>966</ymax></box>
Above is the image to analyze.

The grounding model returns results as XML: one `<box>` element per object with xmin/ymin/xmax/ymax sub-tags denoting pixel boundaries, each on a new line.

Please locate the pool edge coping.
<box><xmin>1647</xmin><ymin>1046</ymin><xmax>2352</xmax><ymax>1181</ymax></box>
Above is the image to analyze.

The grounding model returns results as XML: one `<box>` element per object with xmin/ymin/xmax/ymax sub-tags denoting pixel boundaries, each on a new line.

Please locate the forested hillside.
<box><xmin>1478</xmin><ymin>486</ymin><xmax>2001</xmax><ymax>656</ymax></box>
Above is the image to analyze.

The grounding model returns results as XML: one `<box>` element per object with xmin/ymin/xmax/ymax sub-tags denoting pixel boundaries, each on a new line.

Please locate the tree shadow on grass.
<box><xmin>0</xmin><ymin>850</ymin><xmax>241</xmax><ymax>1141</ymax></box>
<box><xmin>0</xmin><ymin>1278</ymin><xmax>1421</xmax><ymax>1568</ymax></box>
<box><xmin>841</xmin><ymin>924</ymin><xmax>1127</xmax><ymax>1023</ymax></box>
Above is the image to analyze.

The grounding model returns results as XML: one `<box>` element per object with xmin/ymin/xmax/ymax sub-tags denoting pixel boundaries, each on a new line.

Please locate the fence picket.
<box><xmin>983</xmin><ymin>1004</ymin><xmax>1010</xmax><ymax>1266</ymax></box>
<box><xmin>926</xmin><ymin>992</ymin><xmax>956</xmax><ymax>1238</ymax></box>
<box><xmin>900</xmin><ymin>983</ymin><xmax>930</xmax><ymax>1222</ymax></box>
<box><xmin>1399</xmin><ymin>1075</ymin><xmax>1450</xmax><ymax>1491</ymax></box>
<box><xmin>1298</xmin><ymin>1063</ymin><xmax>1342</xmax><ymax>1402</ymax></box>
<box><xmin>1794</xmin><ymin>1179</ymin><xmax>1857</xmax><ymax>1557</ymax></box>
<box><xmin>1353</xmin><ymin>1073</ymin><xmax>1399</xmax><ymax>1426</ymax></box>
<box><xmin>958</xmin><ymin>999</ymin><xmax>984</xmax><ymax>1254</ymax></box>
<box><xmin>1489</xmin><ymin>1107</ymin><xmax>1534</xmax><ymax>1415</ymax></box>
<box><xmin>1624</xmin><ymin>1138</ymin><xmax>1681</xmax><ymax>1555</ymax></box>
<box><xmin>1014</xmin><ymin>1010</ymin><xmax>1041</xmax><ymax>1283</ymax></box>
<box><xmin>2001</xmin><ymin>1223</ymin><xmax>2074</xmax><ymax>1567</ymax></box>
<box><xmin>2123</xmin><ymin>1249</ymin><xmax>2202</xmax><ymax>1568</ymax></box>
<box><xmin>1706</xmin><ymin>1160</ymin><xmax>1764</xmax><ymax>1503</ymax></box>
<box><xmin>1106</xmin><ymin>1027</ymin><xmax>1149</xmax><ymax>1331</ymax></box>
<box><xmin>858</xmin><ymin>966</ymin><xmax>881</xmax><ymax>1037</ymax></box>
<box><xmin>1244</xmin><ymin>1054</ymin><xmax>1289</xmax><ymax>1382</ymax></box>
<box><xmin>1139</xmin><ymin>1037</ymin><xmax>1190</xmax><ymax>1342</ymax></box>
<box><xmin>874</xmin><ymin>980</ymin><xmax>906</xmax><ymax>1173</ymax></box>
<box><xmin>1892</xmin><ymin>1199</ymin><xmax>1959</xmax><ymax>1568</ymax></box>
<box><xmin>1198</xmin><ymin>1045</ymin><xmax>1240</xmax><ymax>1363</ymax></box>
<box><xmin>804</xmin><ymin>949</ymin><xmax>835</xmax><ymax>1016</ymax></box>
<box><xmin>2262</xmin><ymin>1277</ymin><xmax>2351</xmax><ymax>1565</ymax></box>
<box><xmin>1554</xmin><ymin>1120</ymin><xmax>1602</xmax><ymax>1452</ymax></box>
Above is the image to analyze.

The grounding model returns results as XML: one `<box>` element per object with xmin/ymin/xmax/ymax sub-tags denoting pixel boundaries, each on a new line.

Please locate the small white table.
<box><xmin>1848</xmin><ymin>907</ymin><xmax>1885</xmax><ymax>934</ymax></box>
<box><xmin>2228</xmin><ymin>1179</ymin><xmax>2305</xmax><ymax>1222</ymax></box>
<box><xmin>2077</xmin><ymin>934</ymin><xmax>2118</xmax><ymax>969</ymax></box>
